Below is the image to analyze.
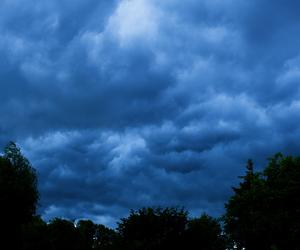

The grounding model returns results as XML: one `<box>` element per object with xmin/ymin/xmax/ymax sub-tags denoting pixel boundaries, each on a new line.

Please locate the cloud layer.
<box><xmin>1</xmin><ymin>0</ymin><xmax>300</xmax><ymax>226</ymax></box>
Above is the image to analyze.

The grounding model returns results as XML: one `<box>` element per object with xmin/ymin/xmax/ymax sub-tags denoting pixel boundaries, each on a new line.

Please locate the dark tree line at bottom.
<box><xmin>0</xmin><ymin>142</ymin><xmax>299</xmax><ymax>250</ymax></box>
<box><xmin>19</xmin><ymin>208</ymin><xmax>226</xmax><ymax>250</ymax></box>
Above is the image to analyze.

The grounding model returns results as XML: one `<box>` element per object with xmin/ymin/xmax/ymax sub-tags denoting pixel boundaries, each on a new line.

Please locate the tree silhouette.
<box><xmin>93</xmin><ymin>224</ymin><xmax>119</xmax><ymax>250</ymax></box>
<box><xmin>224</xmin><ymin>159</ymin><xmax>271</xmax><ymax>250</ymax></box>
<box><xmin>224</xmin><ymin>154</ymin><xmax>300</xmax><ymax>250</ymax></box>
<box><xmin>116</xmin><ymin>207</ymin><xmax>188</xmax><ymax>250</ymax></box>
<box><xmin>0</xmin><ymin>142</ymin><xmax>39</xmax><ymax>248</ymax></box>
<box><xmin>263</xmin><ymin>154</ymin><xmax>300</xmax><ymax>249</ymax></box>
<box><xmin>184</xmin><ymin>214</ymin><xmax>227</xmax><ymax>250</ymax></box>
<box><xmin>47</xmin><ymin>218</ymin><xmax>85</xmax><ymax>250</ymax></box>
<box><xmin>20</xmin><ymin>216</ymin><xmax>51</xmax><ymax>250</ymax></box>
<box><xmin>77</xmin><ymin>220</ymin><xmax>96</xmax><ymax>250</ymax></box>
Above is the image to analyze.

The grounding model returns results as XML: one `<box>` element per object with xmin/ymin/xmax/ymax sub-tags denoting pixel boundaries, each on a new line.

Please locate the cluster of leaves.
<box><xmin>1</xmin><ymin>142</ymin><xmax>300</xmax><ymax>250</ymax></box>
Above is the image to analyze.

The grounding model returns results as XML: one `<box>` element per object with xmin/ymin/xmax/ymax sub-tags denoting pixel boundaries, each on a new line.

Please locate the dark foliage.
<box><xmin>184</xmin><ymin>214</ymin><xmax>227</xmax><ymax>250</ymax></box>
<box><xmin>21</xmin><ymin>216</ymin><xmax>51</xmax><ymax>250</ymax></box>
<box><xmin>224</xmin><ymin>155</ymin><xmax>300</xmax><ymax>250</ymax></box>
<box><xmin>116</xmin><ymin>207</ymin><xmax>188</xmax><ymax>250</ymax></box>
<box><xmin>0</xmin><ymin>142</ymin><xmax>39</xmax><ymax>248</ymax></box>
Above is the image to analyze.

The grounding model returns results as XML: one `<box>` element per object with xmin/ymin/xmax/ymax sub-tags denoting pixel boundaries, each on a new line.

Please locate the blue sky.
<box><xmin>1</xmin><ymin>0</ymin><xmax>300</xmax><ymax>227</ymax></box>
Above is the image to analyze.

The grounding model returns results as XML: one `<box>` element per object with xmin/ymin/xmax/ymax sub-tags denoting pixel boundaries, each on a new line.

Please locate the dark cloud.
<box><xmin>1</xmin><ymin>0</ymin><xmax>300</xmax><ymax>226</ymax></box>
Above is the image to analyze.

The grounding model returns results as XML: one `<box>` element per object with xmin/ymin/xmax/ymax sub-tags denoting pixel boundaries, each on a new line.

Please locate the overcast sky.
<box><xmin>1</xmin><ymin>0</ymin><xmax>300</xmax><ymax>227</ymax></box>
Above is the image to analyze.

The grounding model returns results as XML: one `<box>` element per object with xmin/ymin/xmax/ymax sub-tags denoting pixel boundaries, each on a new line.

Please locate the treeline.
<box><xmin>0</xmin><ymin>142</ymin><xmax>300</xmax><ymax>250</ymax></box>
<box><xmin>18</xmin><ymin>208</ymin><xmax>226</xmax><ymax>250</ymax></box>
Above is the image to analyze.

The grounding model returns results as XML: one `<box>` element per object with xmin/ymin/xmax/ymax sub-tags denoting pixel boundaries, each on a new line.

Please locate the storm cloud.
<box><xmin>1</xmin><ymin>0</ymin><xmax>300</xmax><ymax>226</ymax></box>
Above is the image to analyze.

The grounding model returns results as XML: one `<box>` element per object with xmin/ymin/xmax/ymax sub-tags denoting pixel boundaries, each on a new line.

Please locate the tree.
<box><xmin>116</xmin><ymin>207</ymin><xmax>188</xmax><ymax>250</ymax></box>
<box><xmin>77</xmin><ymin>220</ymin><xmax>97</xmax><ymax>250</ymax></box>
<box><xmin>184</xmin><ymin>214</ymin><xmax>227</xmax><ymax>250</ymax></box>
<box><xmin>224</xmin><ymin>155</ymin><xmax>300</xmax><ymax>250</ymax></box>
<box><xmin>93</xmin><ymin>224</ymin><xmax>119</xmax><ymax>250</ymax></box>
<box><xmin>0</xmin><ymin>142</ymin><xmax>39</xmax><ymax>248</ymax></box>
<box><xmin>262</xmin><ymin>154</ymin><xmax>300</xmax><ymax>249</ymax></box>
<box><xmin>21</xmin><ymin>216</ymin><xmax>51</xmax><ymax>250</ymax></box>
<box><xmin>47</xmin><ymin>218</ymin><xmax>85</xmax><ymax>250</ymax></box>
<box><xmin>224</xmin><ymin>159</ymin><xmax>267</xmax><ymax>250</ymax></box>
<box><xmin>75</xmin><ymin>219</ymin><xmax>119</xmax><ymax>250</ymax></box>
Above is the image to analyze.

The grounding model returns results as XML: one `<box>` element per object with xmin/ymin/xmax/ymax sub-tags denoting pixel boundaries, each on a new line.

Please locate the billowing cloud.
<box><xmin>1</xmin><ymin>0</ymin><xmax>300</xmax><ymax>227</ymax></box>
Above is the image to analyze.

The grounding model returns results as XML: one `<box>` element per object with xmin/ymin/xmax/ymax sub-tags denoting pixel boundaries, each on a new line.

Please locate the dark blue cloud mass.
<box><xmin>1</xmin><ymin>0</ymin><xmax>300</xmax><ymax>227</ymax></box>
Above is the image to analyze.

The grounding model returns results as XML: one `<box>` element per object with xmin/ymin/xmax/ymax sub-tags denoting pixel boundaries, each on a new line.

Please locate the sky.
<box><xmin>1</xmin><ymin>0</ymin><xmax>300</xmax><ymax>227</ymax></box>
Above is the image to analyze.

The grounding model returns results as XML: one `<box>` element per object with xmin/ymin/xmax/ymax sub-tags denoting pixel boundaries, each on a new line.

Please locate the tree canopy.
<box><xmin>224</xmin><ymin>154</ymin><xmax>300</xmax><ymax>250</ymax></box>
<box><xmin>0</xmin><ymin>142</ymin><xmax>39</xmax><ymax>248</ymax></box>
